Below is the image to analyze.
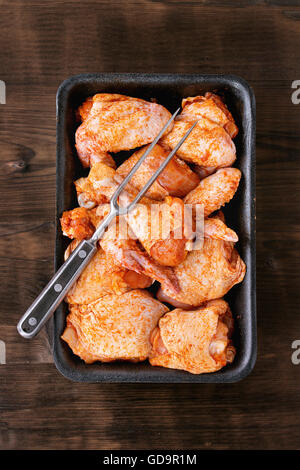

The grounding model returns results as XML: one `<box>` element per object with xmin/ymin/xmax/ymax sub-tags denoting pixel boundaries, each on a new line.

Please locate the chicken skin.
<box><xmin>74</xmin><ymin>163</ymin><xmax>117</xmax><ymax>208</ymax></box>
<box><xmin>64</xmin><ymin>240</ymin><xmax>152</xmax><ymax>305</ymax></box>
<box><xmin>160</xmin><ymin>117</ymin><xmax>236</xmax><ymax>169</ymax></box>
<box><xmin>203</xmin><ymin>216</ymin><xmax>238</xmax><ymax>243</ymax></box>
<box><xmin>160</xmin><ymin>94</ymin><xmax>237</xmax><ymax>169</ymax></box>
<box><xmin>184</xmin><ymin>168</ymin><xmax>241</xmax><ymax>217</ymax></box>
<box><xmin>157</xmin><ymin>234</ymin><xmax>246</xmax><ymax>307</ymax></box>
<box><xmin>116</xmin><ymin>144</ymin><xmax>200</xmax><ymax>200</ymax></box>
<box><xmin>149</xmin><ymin>299</ymin><xmax>235</xmax><ymax>374</ymax></box>
<box><xmin>181</xmin><ymin>93</ymin><xmax>238</xmax><ymax>138</ymax></box>
<box><xmin>60</xmin><ymin>207</ymin><xmax>101</xmax><ymax>240</ymax></box>
<box><xmin>62</xmin><ymin>289</ymin><xmax>168</xmax><ymax>363</ymax></box>
<box><xmin>74</xmin><ymin>162</ymin><xmax>149</xmax><ymax>209</ymax></box>
<box><xmin>75</xmin><ymin>94</ymin><xmax>173</xmax><ymax>167</ymax></box>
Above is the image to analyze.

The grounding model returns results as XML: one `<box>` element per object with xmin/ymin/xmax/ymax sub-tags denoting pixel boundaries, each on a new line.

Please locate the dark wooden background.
<box><xmin>0</xmin><ymin>0</ymin><xmax>299</xmax><ymax>450</ymax></box>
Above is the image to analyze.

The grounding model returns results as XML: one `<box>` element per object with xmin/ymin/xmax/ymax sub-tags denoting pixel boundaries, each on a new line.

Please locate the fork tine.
<box><xmin>111</xmin><ymin>107</ymin><xmax>180</xmax><ymax>204</ymax></box>
<box><xmin>126</xmin><ymin>120</ymin><xmax>198</xmax><ymax>211</ymax></box>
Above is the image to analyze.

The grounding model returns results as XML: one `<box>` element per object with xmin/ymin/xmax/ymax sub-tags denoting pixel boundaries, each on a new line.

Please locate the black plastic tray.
<box><xmin>54</xmin><ymin>73</ymin><xmax>256</xmax><ymax>383</ymax></box>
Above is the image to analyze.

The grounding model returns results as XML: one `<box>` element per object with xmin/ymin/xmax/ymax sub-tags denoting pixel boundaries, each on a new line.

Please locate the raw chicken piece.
<box><xmin>116</xmin><ymin>144</ymin><xmax>199</xmax><ymax>200</ymax></box>
<box><xmin>75</xmin><ymin>94</ymin><xmax>173</xmax><ymax>167</ymax></box>
<box><xmin>203</xmin><ymin>216</ymin><xmax>238</xmax><ymax>243</ymax></box>
<box><xmin>76</xmin><ymin>99</ymin><xmax>116</xmax><ymax>167</ymax></box>
<box><xmin>120</xmin><ymin>193</ymin><xmax>194</xmax><ymax>267</ymax></box>
<box><xmin>60</xmin><ymin>324</ymin><xmax>101</xmax><ymax>364</ymax></box>
<box><xmin>160</xmin><ymin>93</ymin><xmax>237</xmax><ymax>169</ymax></box>
<box><xmin>157</xmin><ymin>236</ymin><xmax>246</xmax><ymax>307</ymax></box>
<box><xmin>64</xmin><ymin>240</ymin><xmax>151</xmax><ymax>305</ymax></box>
<box><xmin>74</xmin><ymin>162</ymin><xmax>147</xmax><ymax>208</ymax></box>
<box><xmin>61</xmin><ymin>289</ymin><xmax>169</xmax><ymax>363</ymax></box>
<box><xmin>60</xmin><ymin>207</ymin><xmax>101</xmax><ymax>240</ymax></box>
<box><xmin>149</xmin><ymin>299</ymin><xmax>236</xmax><ymax>374</ymax></box>
<box><xmin>181</xmin><ymin>93</ymin><xmax>238</xmax><ymax>138</ymax></box>
<box><xmin>184</xmin><ymin>168</ymin><xmax>241</xmax><ymax>217</ymax></box>
<box><xmin>160</xmin><ymin>117</ymin><xmax>236</xmax><ymax>168</ymax></box>
<box><xmin>191</xmin><ymin>164</ymin><xmax>217</xmax><ymax>180</ymax></box>
<box><xmin>75</xmin><ymin>163</ymin><xmax>117</xmax><ymax>207</ymax></box>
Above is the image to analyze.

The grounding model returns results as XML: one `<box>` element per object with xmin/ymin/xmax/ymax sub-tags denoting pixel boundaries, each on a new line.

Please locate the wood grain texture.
<box><xmin>0</xmin><ymin>0</ymin><xmax>299</xmax><ymax>450</ymax></box>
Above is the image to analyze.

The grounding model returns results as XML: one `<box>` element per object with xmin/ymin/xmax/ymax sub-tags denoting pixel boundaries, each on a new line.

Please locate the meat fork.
<box><xmin>17</xmin><ymin>109</ymin><xmax>197</xmax><ymax>339</ymax></box>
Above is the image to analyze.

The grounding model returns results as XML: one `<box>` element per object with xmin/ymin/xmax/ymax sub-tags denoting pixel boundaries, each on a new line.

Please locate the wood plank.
<box><xmin>0</xmin><ymin>327</ymin><xmax>53</xmax><ymax>364</ymax></box>
<box><xmin>0</xmin><ymin>364</ymin><xmax>300</xmax><ymax>449</ymax></box>
<box><xmin>0</xmin><ymin>3</ymin><xmax>299</xmax><ymax>86</ymax></box>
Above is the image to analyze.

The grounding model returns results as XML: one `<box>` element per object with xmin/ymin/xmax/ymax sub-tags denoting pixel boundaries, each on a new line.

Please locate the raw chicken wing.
<box><xmin>181</xmin><ymin>93</ymin><xmax>238</xmax><ymax>138</ymax></box>
<box><xmin>184</xmin><ymin>168</ymin><xmax>241</xmax><ymax>217</ymax></box>
<box><xmin>160</xmin><ymin>93</ymin><xmax>237</xmax><ymax>169</ymax></box>
<box><xmin>60</xmin><ymin>207</ymin><xmax>101</xmax><ymax>240</ymax></box>
<box><xmin>116</xmin><ymin>144</ymin><xmax>199</xmax><ymax>200</ymax></box>
<box><xmin>75</xmin><ymin>94</ymin><xmax>173</xmax><ymax>167</ymax></box>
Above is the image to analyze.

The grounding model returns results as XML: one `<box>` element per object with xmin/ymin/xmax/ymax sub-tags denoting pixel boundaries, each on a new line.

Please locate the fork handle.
<box><xmin>17</xmin><ymin>239</ymin><xmax>97</xmax><ymax>339</ymax></box>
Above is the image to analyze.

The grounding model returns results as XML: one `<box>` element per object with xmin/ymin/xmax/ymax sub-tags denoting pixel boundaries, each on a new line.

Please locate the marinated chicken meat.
<box><xmin>181</xmin><ymin>93</ymin><xmax>238</xmax><ymax>138</ymax></box>
<box><xmin>160</xmin><ymin>94</ymin><xmax>238</xmax><ymax>169</ymax></box>
<box><xmin>75</xmin><ymin>94</ymin><xmax>173</xmax><ymax>167</ymax></box>
<box><xmin>116</xmin><ymin>144</ymin><xmax>200</xmax><ymax>200</ymax></box>
<box><xmin>59</xmin><ymin>91</ymin><xmax>245</xmax><ymax>375</ymax></box>
<box><xmin>62</xmin><ymin>289</ymin><xmax>168</xmax><ymax>363</ymax></box>
<box><xmin>149</xmin><ymin>299</ymin><xmax>235</xmax><ymax>374</ymax></box>
<box><xmin>184</xmin><ymin>167</ymin><xmax>241</xmax><ymax>217</ymax></box>
<box><xmin>157</xmin><ymin>222</ymin><xmax>246</xmax><ymax>307</ymax></box>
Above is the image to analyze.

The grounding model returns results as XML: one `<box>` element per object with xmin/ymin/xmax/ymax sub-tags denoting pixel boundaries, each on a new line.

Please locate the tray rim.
<box><xmin>53</xmin><ymin>72</ymin><xmax>256</xmax><ymax>383</ymax></box>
